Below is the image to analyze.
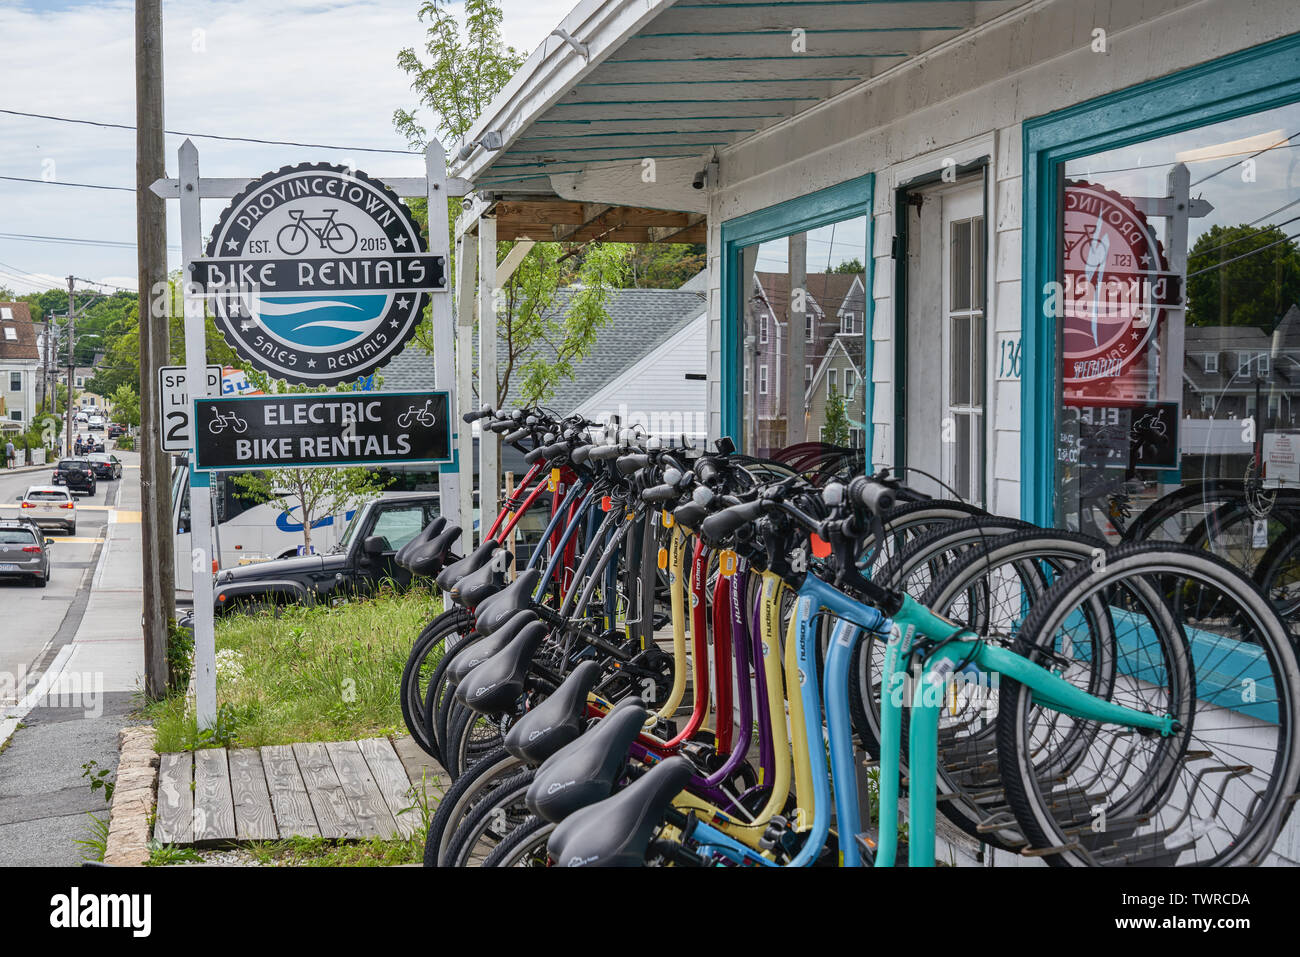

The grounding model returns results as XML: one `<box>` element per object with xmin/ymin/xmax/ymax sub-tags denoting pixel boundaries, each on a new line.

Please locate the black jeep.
<box><xmin>213</xmin><ymin>493</ymin><xmax>443</xmax><ymax>614</ymax></box>
<box><xmin>52</xmin><ymin>458</ymin><xmax>97</xmax><ymax>496</ymax></box>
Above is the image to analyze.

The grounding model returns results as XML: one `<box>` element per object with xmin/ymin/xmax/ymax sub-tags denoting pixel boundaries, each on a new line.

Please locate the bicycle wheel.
<box><xmin>850</xmin><ymin>517</ymin><xmax>1027</xmax><ymax>757</ymax></box>
<box><xmin>481</xmin><ymin>816</ymin><xmax>555</xmax><ymax>867</ymax></box>
<box><xmin>442</xmin><ymin>770</ymin><xmax>537</xmax><ymax>867</ymax></box>
<box><xmin>276</xmin><ymin>223</ymin><xmax>308</xmax><ymax>255</ymax></box>
<box><xmin>1256</xmin><ymin>530</ymin><xmax>1300</xmax><ymax>628</ymax></box>
<box><xmin>399</xmin><ymin>608</ymin><xmax>471</xmax><ymax>758</ymax></box>
<box><xmin>423</xmin><ymin>630</ymin><xmax>489</xmax><ymax>768</ymax></box>
<box><xmin>447</xmin><ymin>698</ymin><xmax>510</xmax><ymax>779</ymax></box>
<box><xmin>898</xmin><ymin>528</ymin><xmax>1110</xmax><ymax>851</ymax></box>
<box><xmin>999</xmin><ymin>542</ymin><xmax>1300</xmax><ymax>866</ymax></box>
<box><xmin>422</xmin><ymin>747</ymin><xmax>524</xmax><ymax>867</ymax></box>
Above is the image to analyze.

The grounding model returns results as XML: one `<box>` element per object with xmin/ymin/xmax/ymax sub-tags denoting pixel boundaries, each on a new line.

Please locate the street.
<box><xmin>0</xmin><ymin>454</ymin><xmax>124</xmax><ymax>691</ymax></box>
<box><xmin>0</xmin><ymin>446</ymin><xmax>147</xmax><ymax>865</ymax></box>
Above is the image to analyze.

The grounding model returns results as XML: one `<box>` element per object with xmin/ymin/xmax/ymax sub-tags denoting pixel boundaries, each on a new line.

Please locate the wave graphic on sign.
<box><xmin>252</xmin><ymin>294</ymin><xmax>390</xmax><ymax>349</ymax></box>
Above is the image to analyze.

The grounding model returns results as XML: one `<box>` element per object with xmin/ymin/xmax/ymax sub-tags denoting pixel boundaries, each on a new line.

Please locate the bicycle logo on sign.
<box><xmin>276</xmin><ymin>207</ymin><xmax>359</xmax><ymax>256</ymax></box>
<box><xmin>398</xmin><ymin>400</ymin><xmax>437</xmax><ymax>429</ymax></box>
<box><xmin>208</xmin><ymin>410</ymin><xmax>249</xmax><ymax>435</ymax></box>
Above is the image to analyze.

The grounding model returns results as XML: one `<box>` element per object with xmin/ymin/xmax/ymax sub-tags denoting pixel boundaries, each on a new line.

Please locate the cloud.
<box><xmin>0</xmin><ymin>0</ymin><xmax>572</xmax><ymax>287</ymax></box>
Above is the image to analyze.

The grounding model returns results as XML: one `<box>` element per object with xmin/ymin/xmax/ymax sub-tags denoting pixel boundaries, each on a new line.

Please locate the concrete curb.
<box><xmin>103</xmin><ymin>726</ymin><xmax>158</xmax><ymax>867</ymax></box>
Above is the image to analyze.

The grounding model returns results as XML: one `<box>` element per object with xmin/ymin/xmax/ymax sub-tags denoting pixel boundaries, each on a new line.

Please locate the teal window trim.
<box><xmin>719</xmin><ymin>172</ymin><xmax>874</xmax><ymax>462</ymax></box>
<box><xmin>1021</xmin><ymin>32</ymin><xmax>1300</xmax><ymax>527</ymax></box>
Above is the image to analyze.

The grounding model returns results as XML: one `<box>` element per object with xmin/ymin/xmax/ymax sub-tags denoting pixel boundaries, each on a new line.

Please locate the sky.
<box><xmin>0</xmin><ymin>0</ymin><xmax>574</xmax><ymax>296</ymax></box>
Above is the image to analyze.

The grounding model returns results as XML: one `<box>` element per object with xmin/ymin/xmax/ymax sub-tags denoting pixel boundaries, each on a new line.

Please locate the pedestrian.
<box><xmin>4</xmin><ymin>439</ymin><xmax>14</xmax><ymax>469</ymax></box>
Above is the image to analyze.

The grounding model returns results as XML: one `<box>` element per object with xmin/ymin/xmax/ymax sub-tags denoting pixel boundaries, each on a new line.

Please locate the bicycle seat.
<box><xmin>547</xmin><ymin>755</ymin><xmax>694</xmax><ymax>866</ymax></box>
<box><xmin>446</xmin><ymin>611</ymin><xmax>538</xmax><ymax>686</ymax></box>
<box><xmin>435</xmin><ymin>539</ymin><xmax>499</xmax><ymax>592</ymax></box>
<box><xmin>473</xmin><ymin>569</ymin><xmax>541</xmax><ymax>634</ymax></box>
<box><xmin>396</xmin><ymin>516</ymin><xmax>446</xmax><ymax>568</ymax></box>
<box><xmin>452</xmin><ymin>551</ymin><xmax>513</xmax><ymax>607</ymax></box>
<box><xmin>504</xmin><ymin>660</ymin><xmax>602</xmax><ymax>766</ymax></box>
<box><xmin>455</xmin><ymin>618</ymin><xmax>549</xmax><ymax>714</ymax></box>
<box><xmin>526</xmin><ymin>700</ymin><xmax>647</xmax><ymax>824</ymax></box>
<box><xmin>406</xmin><ymin>524</ymin><xmax>461</xmax><ymax>577</ymax></box>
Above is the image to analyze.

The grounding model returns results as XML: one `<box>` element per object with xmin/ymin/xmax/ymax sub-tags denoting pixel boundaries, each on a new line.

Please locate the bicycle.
<box><xmin>275</xmin><ymin>207</ymin><xmax>358</xmax><ymax>255</ymax></box>
<box><xmin>207</xmin><ymin>410</ymin><xmax>248</xmax><ymax>435</ymax></box>
<box><xmin>397</xmin><ymin>400</ymin><xmax>439</xmax><ymax>429</ymax></box>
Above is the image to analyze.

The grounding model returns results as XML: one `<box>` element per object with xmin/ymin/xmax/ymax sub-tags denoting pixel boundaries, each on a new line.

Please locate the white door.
<box><xmin>941</xmin><ymin>188</ymin><xmax>986</xmax><ymax>505</ymax></box>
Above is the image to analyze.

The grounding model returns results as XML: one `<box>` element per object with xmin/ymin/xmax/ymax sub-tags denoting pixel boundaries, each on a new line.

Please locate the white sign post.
<box><xmin>158</xmin><ymin>364</ymin><xmax>222</xmax><ymax>453</ymax></box>
<box><xmin>156</xmin><ymin>138</ymin><xmax>461</xmax><ymax>729</ymax></box>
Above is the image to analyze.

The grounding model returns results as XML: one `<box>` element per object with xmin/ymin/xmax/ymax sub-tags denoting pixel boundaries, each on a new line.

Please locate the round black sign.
<box><xmin>196</xmin><ymin>162</ymin><xmax>445</xmax><ymax>386</ymax></box>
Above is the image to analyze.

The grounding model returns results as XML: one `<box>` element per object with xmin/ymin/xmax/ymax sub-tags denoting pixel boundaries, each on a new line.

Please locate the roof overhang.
<box><xmin>453</xmin><ymin>0</ymin><xmax>1034</xmax><ymax>230</ymax></box>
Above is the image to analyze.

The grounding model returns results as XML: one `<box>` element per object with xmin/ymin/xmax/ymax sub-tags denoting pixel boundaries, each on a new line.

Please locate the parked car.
<box><xmin>107</xmin><ymin>423</ymin><xmax>126</xmax><ymax>438</ymax></box>
<box><xmin>18</xmin><ymin>485</ymin><xmax>77</xmax><ymax>535</ymax></box>
<box><xmin>85</xmin><ymin>453</ymin><xmax>122</xmax><ymax>481</ymax></box>
<box><xmin>0</xmin><ymin>519</ymin><xmax>52</xmax><ymax>587</ymax></box>
<box><xmin>51</xmin><ymin>458</ymin><xmax>97</xmax><ymax>496</ymax></box>
<box><xmin>213</xmin><ymin>493</ymin><xmax>441</xmax><ymax>614</ymax></box>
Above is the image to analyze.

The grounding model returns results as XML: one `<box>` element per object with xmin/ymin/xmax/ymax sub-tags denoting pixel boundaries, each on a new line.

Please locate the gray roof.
<box><xmin>372</xmin><ymin>285</ymin><xmax>705</xmax><ymax>413</ymax></box>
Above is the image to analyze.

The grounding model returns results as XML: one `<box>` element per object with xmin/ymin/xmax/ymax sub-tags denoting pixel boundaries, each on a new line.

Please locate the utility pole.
<box><xmin>136</xmin><ymin>0</ymin><xmax>174</xmax><ymax>696</ymax></box>
<box><xmin>66</xmin><ymin>277</ymin><xmax>76</xmax><ymax>457</ymax></box>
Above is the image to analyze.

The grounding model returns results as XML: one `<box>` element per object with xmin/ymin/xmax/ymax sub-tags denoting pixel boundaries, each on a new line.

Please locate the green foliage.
<box><xmin>828</xmin><ymin>257</ymin><xmax>864</xmax><ymax>275</ymax></box>
<box><xmin>146</xmin><ymin>589</ymin><xmax>442</xmax><ymax>752</ymax></box>
<box><xmin>195</xmin><ymin>702</ymin><xmax>241</xmax><ymax>750</ymax></box>
<box><xmin>1187</xmin><ymin>224</ymin><xmax>1300</xmax><ymax>328</ymax></box>
<box><xmin>167</xmin><ymin>617</ymin><xmax>194</xmax><ymax>689</ymax></box>
<box><xmin>146</xmin><ymin>842</ymin><xmax>205</xmax><ymax>866</ymax></box>
<box><xmin>74</xmin><ymin>812</ymin><xmax>110</xmax><ymax>863</ymax></box>
<box><xmin>110</xmin><ymin>383</ymin><xmax>140</xmax><ymax>428</ymax></box>
<box><xmin>393</xmin><ymin>0</ymin><xmax>524</xmax><ymax>149</ymax></box>
<box><xmin>80</xmin><ymin>760</ymin><xmax>116</xmax><ymax>803</ymax></box>
<box><xmin>627</xmin><ymin>243</ymin><xmax>706</xmax><ymax>288</ymax></box>
<box><xmin>823</xmin><ymin>387</ymin><xmax>850</xmax><ymax>446</ymax></box>
<box><xmin>114</xmin><ymin>434</ymin><xmax>135</xmax><ymax>451</ymax></box>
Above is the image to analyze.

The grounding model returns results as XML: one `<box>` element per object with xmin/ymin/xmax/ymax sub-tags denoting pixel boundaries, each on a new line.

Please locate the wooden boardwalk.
<box><xmin>154</xmin><ymin>736</ymin><xmax>445</xmax><ymax>846</ymax></box>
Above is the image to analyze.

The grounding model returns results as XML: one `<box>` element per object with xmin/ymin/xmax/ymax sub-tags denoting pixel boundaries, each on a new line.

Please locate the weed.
<box><xmin>146</xmin><ymin>841</ymin><xmax>206</xmax><ymax>866</ymax></box>
<box><xmin>74</xmin><ymin>812</ymin><xmax>110</xmax><ymax>862</ymax></box>
<box><xmin>81</xmin><ymin>759</ymin><xmax>115</xmax><ymax>803</ymax></box>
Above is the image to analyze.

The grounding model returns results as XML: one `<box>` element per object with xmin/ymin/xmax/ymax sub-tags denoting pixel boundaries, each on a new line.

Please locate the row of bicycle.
<box><xmin>392</xmin><ymin>405</ymin><xmax>1300</xmax><ymax>867</ymax></box>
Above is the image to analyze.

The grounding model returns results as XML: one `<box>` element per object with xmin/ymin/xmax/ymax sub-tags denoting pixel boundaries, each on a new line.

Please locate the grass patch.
<box><xmin>147</xmin><ymin>587</ymin><xmax>440</xmax><ymax>752</ymax></box>
<box><xmin>75</xmin><ymin>812</ymin><xmax>110</xmax><ymax>862</ymax></box>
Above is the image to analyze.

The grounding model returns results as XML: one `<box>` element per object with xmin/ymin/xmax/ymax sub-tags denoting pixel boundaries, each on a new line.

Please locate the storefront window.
<box><xmin>737</xmin><ymin>215</ymin><xmax>869</xmax><ymax>460</ymax></box>
<box><xmin>1053</xmin><ymin>102</ymin><xmax>1300</xmax><ymax>571</ymax></box>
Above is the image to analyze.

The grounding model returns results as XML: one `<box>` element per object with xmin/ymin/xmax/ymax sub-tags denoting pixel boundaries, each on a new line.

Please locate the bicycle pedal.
<box><xmin>758</xmin><ymin>815</ymin><xmax>789</xmax><ymax>851</ymax></box>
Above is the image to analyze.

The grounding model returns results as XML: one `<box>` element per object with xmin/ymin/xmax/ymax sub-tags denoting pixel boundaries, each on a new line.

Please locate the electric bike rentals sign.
<box><xmin>192</xmin><ymin>391</ymin><xmax>451</xmax><ymax>471</ymax></box>
<box><xmin>192</xmin><ymin>163</ymin><xmax>446</xmax><ymax>386</ymax></box>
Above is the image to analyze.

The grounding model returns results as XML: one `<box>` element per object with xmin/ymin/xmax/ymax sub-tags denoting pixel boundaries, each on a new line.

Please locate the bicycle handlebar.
<box><xmin>503</xmin><ymin>428</ymin><xmax>529</xmax><ymax>445</ymax></box>
<box><xmin>848</xmin><ymin>476</ymin><xmax>896</xmax><ymax>516</ymax></box>
<box><xmin>700</xmin><ymin>500</ymin><xmax>763</xmax><ymax>541</ymax></box>
<box><xmin>588</xmin><ymin>444</ymin><xmax>626</xmax><ymax>462</ymax></box>
<box><xmin>570</xmin><ymin>445</ymin><xmax>593</xmax><ymax>466</ymax></box>
<box><xmin>462</xmin><ymin>405</ymin><xmax>494</xmax><ymax>424</ymax></box>
<box><xmin>616</xmin><ymin>453</ymin><xmax>649</xmax><ymax>476</ymax></box>
<box><xmin>641</xmin><ymin>483</ymin><xmax>681</xmax><ymax>505</ymax></box>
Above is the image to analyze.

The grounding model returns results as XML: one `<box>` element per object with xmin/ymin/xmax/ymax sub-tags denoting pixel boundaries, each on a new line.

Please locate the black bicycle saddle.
<box><xmin>435</xmin><ymin>539</ymin><xmax>499</xmax><ymax>592</ymax></box>
<box><xmin>452</xmin><ymin>551</ymin><xmax>514</xmax><ymax>607</ymax></box>
<box><xmin>473</xmin><ymin>569</ymin><xmax>541</xmax><ymax>634</ymax></box>
<box><xmin>546</xmin><ymin>755</ymin><xmax>694</xmax><ymax>866</ymax></box>
<box><xmin>446</xmin><ymin>610</ymin><xmax>538</xmax><ymax>687</ymax></box>
<box><xmin>504</xmin><ymin>660</ymin><xmax>602</xmax><ymax>767</ymax></box>
<box><xmin>525</xmin><ymin>700</ymin><xmax>647</xmax><ymax>824</ymax></box>
<box><xmin>454</xmin><ymin>618</ymin><xmax>549</xmax><ymax>714</ymax></box>
<box><xmin>396</xmin><ymin>516</ymin><xmax>446</xmax><ymax>568</ymax></box>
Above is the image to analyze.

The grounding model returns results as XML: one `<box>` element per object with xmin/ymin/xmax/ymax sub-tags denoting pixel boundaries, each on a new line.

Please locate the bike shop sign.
<box><xmin>191</xmin><ymin>163</ymin><xmax>446</xmax><ymax>386</ymax></box>
<box><xmin>193</xmin><ymin>391</ymin><xmax>451</xmax><ymax>470</ymax></box>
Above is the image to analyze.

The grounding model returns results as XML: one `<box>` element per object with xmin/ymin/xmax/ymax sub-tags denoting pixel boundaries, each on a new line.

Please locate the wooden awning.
<box><xmin>493</xmin><ymin>200</ymin><xmax>706</xmax><ymax>244</ymax></box>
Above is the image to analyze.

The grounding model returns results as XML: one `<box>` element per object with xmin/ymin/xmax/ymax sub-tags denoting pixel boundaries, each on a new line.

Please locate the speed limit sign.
<box><xmin>159</xmin><ymin>365</ymin><xmax>222</xmax><ymax>453</ymax></box>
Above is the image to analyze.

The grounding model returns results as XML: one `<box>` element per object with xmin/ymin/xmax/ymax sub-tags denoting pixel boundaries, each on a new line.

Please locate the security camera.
<box><xmin>692</xmin><ymin>169</ymin><xmax>707</xmax><ymax>190</ymax></box>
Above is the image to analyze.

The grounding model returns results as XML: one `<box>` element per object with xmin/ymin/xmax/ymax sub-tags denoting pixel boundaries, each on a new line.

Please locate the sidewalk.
<box><xmin>0</xmin><ymin>455</ymin><xmax>148</xmax><ymax>866</ymax></box>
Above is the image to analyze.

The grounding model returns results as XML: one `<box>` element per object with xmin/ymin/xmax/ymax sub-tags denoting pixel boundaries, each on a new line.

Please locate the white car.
<box><xmin>19</xmin><ymin>485</ymin><xmax>77</xmax><ymax>535</ymax></box>
<box><xmin>87</xmin><ymin>415</ymin><xmax>105</xmax><ymax>431</ymax></box>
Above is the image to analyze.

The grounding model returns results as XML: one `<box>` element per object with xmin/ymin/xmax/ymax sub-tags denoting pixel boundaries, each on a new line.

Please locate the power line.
<box><xmin>0</xmin><ymin>174</ymin><xmax>134</xmax><ymax>192</ymax></box>
<box><xmin>0</xmin><ymin>107</ymin><xmax>421</xmax><ymax>155</ymax></box>
<box><xmin>1185</xmin><ymin>229</ymin><xmax>1300</xmax><ymax>278</ymax></box>
<box><xmin>0</xmin><ymin>230</ymin><xmax>180</xmax><ymax>251</ymax></box>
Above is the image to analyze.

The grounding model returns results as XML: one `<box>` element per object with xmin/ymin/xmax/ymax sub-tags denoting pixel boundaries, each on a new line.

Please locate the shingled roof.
<box><xmin>373</xmin><ymin>284</ymin><xmax>706</xmax><ymax>414</ymax></box>
<box><xmin>0</xmin><ymin>302</ymin><xmax>40</xmax><ymax>361</ymax></box>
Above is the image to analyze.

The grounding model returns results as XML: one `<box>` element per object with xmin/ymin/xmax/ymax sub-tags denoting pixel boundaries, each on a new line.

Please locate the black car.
<box><xmin>107</xmin><ymin>424</ymin><xmax>126</xmax><ymax>438</ymax></box>
<box><xmin>0</xmin><ymin>519</ymin><xmax>52</xmax><ymax>587</ymax></box>
<box><xmin>213</xmin><ymin>494</ymin><xmax>441</xmax><ymax>614</ymax></box>
<box><xmin>86</xmin><ymin>453</ymin><xmax>123</xmax><ymax>480</ymax></box>
<box><xmin>52</xmin><ymin>458</ymin><xmax>97</xmax><ymax>496</ymax></box>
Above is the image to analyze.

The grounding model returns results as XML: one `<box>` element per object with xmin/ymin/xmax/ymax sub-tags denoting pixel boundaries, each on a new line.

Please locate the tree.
<box><xmin>828</xmin><ymin>258</ymin><xmax>864</xmax><ymax>275</ymax></box>
<box><xmin>1186</xmin><ymin>224</ymin><xmax>1300</xmax><ymax>328</ymax></box>
<box><xmin>231</xmin><ymin>468</ymin><xmax>393</xmax><ymax>551</ymax></box>
<box><xmin>822</xmin><ymin>386</ymin><xmax>850</xmax><ymax>445</ymax></box>
<box><xmin>626</xmin><ymin>243</ymin><xmax>706</xmax><ymax>288</ymax></box>
<box><xmin>111</xmin><ymin>384</ymin><xmax>140</xmax><ymax>428</ymax></box>
<box><xmin>395</xmin><ymin>0</ymin><xmax>630</xmax><ymax>409</ymax></box>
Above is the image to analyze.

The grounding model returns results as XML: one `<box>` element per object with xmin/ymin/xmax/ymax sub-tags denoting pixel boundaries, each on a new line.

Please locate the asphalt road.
<box><xmin>0</xmin><ymin>458</ymin><xmax>121</xmax><ymax>703</ymax></box>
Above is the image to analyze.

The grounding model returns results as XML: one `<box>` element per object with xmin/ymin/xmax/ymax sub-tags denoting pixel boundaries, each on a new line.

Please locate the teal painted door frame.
<box><xmin>1021</xmin><ymin>32</ymin><xmax>1300</xmax><ymax>527</ymax></box>
<box><xmin>719</xmin><ymin>173</ymin><xmax>874</xmax><ymax>458</ymax></box>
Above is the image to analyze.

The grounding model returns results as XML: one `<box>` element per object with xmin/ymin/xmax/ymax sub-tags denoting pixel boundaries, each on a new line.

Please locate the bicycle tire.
<box><xmin>399</xmin><ymin>608</ymin><xmax>472</xmax><ymax>758</ymax></box>
<box><xmin>441</xmin><ymin>769</ymin><xmax>537</xmax><ymax>868</ymax></box>
<box><xmin>447</xmin><ymin>698</ymin><xmax>509</xmax><ymax>779</ymax></box>
<box><xmin>423</xmin><ymin>630</ymin><xmax>489</xmax><ymax>768</ymax></box>
<box><xmin>480</xmin><ymin>815</ymin><xmax>555</xmax><ymax>867</ymax></box>
<box><xmin>422</xmin><ymin>747</ymin><xmax>524</xmax><ymax>867</ymax></box>
<box><xmin>999</xmin><ymin>542</ymin><xmax>1300</xmax><ymax>866</ymax></box>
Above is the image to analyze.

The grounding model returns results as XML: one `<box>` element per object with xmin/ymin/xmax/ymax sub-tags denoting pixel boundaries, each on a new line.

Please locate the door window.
<box><xmin>369</xmin><ymin>505</ymin><xmax>425</xmax><ymax>552</ymax></box>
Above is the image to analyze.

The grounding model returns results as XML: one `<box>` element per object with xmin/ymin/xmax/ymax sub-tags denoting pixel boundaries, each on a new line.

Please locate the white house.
<box><xmin>0</xmin><ymin>302</ymin><xmax>41</xmax><ymax>431</ymax></box>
